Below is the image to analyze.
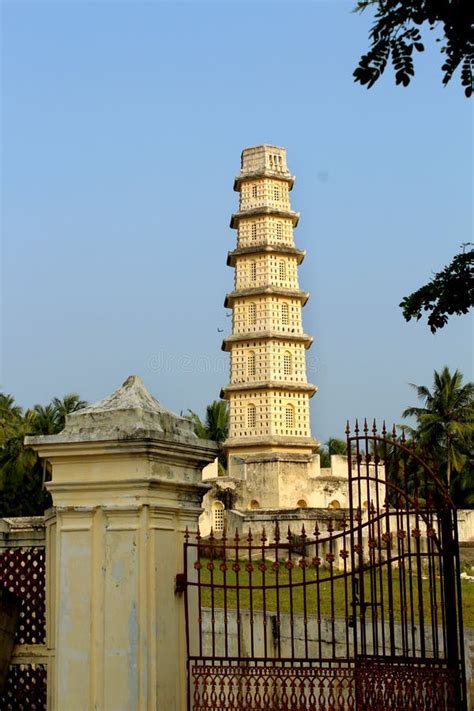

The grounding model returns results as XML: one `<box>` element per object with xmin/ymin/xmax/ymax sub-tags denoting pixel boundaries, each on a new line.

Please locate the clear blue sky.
<box><xmin>1</xmin><ymin>1</ymin><xmax>472</xmax><ymax>443</ymax></box>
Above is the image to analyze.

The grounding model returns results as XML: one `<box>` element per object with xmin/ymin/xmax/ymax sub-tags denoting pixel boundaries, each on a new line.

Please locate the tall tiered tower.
<box><xmin>222</xmin><ymin>145</ymin><xmax>318</xmax><ymax>487</ymax></box>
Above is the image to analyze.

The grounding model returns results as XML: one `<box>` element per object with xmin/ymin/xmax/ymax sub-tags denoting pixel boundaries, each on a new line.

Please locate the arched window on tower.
<box><xmin>281</xmin><ymin>303</ymin><xmax>289</xmax><ymax>325</ymax></box>
<box><xmin>273</xmin><ymin>186</ymin><xmax>280</xmax><ymax>201</ymax></box>
<box><xmin>212</xmin><ymin>501</ymin><xmax>225</xmax><ymax>532</ymax></box>
<box><xmin>247</xmin><ymin>351</ymin><xmax>256</xmax><ymax>378</ymax></box>
<box><xmin>252</xmin><ymin>185</ymin><xmax>258</xmax><ymax>198</ymax></box>
<box><xmin>279</xmin><ymin>260</ymin><xmax>287</xmax><ymax>281</ymax></box>
<box><xmin>276</xmin><ymin>222</ymin><xmax>283</xmax><ymax>240</ymax></box>
<box><xmin>285</xmin><ymin>404</ymin><xmax>294</xmax><ymax>431</ymax></box>
<box><xmin>251</xmin><ymin>223</ymin><xmax>257</xmax><ymax>241</ymax></box>
<box><xmin>250</xmin><ymin>261</ymin><xmax>257</xmax><ymax>282</ymax></box>
<box><xmin>283</xmin><ymin>351</ymin><xmax>292</xmax><ymax>377</ymax></box>
<box><xmin>249</xmin><ymin>302</ymin><xmax>257</xmax><ymax>325</ymax></box>
<box><xmin>247</xmin><ymin>404</ymin><xmax>256</xmax><ymax>429</ymax></box>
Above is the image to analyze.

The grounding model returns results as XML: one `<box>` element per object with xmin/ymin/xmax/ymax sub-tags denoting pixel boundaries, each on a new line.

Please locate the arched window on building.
<box><xmin>212</xmin><ymin>501</ymin><xmax>225</xmax><ymax>532</ymax></box>
<box><xmin>250</xmin><ymin>261</ymin><xmax>257</xmax><ymax>282</ymax></box>
<box><xmin>249</xmin><ymin>499</ymin><xmax>260</xmax><ymax>510</ymax></box>
<box><xmin>247</xmin><ymin>351</ymin><xmax>256</xmax><ymax>378</ymax></box>
<box><xmin>273</xmin><ymin>186</ymin><xmax>280</xmax><ymax>200</ymax></box>
<box><xmin>279</xmin><ymin>260</ymin><xmax>286</xmax><ymax>281</ymax></box>
<box><xmin>276</xmin><ymin>222</ymin><xmax>283</xmax><ymax>240</ymax></box>
<box><xmin>281</xmin><ymin>303</ymin><xmax>289</xmax><ymax>325</ymax></box>
<box><xmin>247</xmin><ymin>404</ymin><xmax>256</xmax><ymax>429</ymax></box>
<box><xmin>285</xmin><ymin>404</ymin><xmax>294</xmax><ymax>431</ymax></box>
<box><xmin>251</xmin><ymin>223</ymin><xmax>257</xmax><ymax>241</ymax></box>
<box><xmin>249</xmin><ymin>302</ymin><xmax>257</xmax><ymax>325</ymax></box>
<box><xmin>328</xmin><ymin>500</ymin><xmax>341</xmax><ymax>510</ymax></box>
<box><xmin>297</xmin><ymin>499</ymin><xmax>307</xmax><ymax>509</ymax></box>
<box><xmin>283</xmin><ymin>351</ymin><xmax>292</xmax><ymax>377</ymax></box>
<box><xmin>252</xmin><ymin>184</ymin><xmax>258</xmax><ymax>198</ymax></box>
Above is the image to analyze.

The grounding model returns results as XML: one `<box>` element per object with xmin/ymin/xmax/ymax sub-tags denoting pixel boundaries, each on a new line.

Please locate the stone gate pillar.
<box><xmin>26</xmin><ymin>375</ymin><xmax>217</xmax><ymax>711</ymax></box>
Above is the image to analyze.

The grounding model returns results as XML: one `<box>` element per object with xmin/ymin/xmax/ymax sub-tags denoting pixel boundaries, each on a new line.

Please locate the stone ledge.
<box><xmin>230</xmin><ymin>208</ymin><xmax>300</xmax><ymax>229</ymax></box>
<box><xmin>227</xmin><ymin>244</ymin><xmax>305</xmax><ymax>266</ymax></box>
<box><xmin>224</xmin><ymin>286</ymin><xmax>309</xmax><ymax>308</ymax></box>
<box><xmin>233</xmin><ymin>171</ymin><xmax>295</xmax><ymax>191</ymax></box>
<box><xmin>222</xmin><ymin>332</ymin><xmax>313</xmax><ymax>351</ymax></box>
<box><xmin>224</xmin><ymin>435</ymin><xmax>318</xmax><ymax>452</ymax></box>
<box><xmin>220</xmin><ymin>382</ymin><xmax>317</xmax><ymax>398</ymax></box>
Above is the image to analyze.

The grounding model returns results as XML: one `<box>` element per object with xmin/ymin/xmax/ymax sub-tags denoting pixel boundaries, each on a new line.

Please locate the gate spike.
<box><xmin>261</xmin><ymin>527</ymin><xmax>267</xmax><ymax>545</ymax></box>
<box><xmin>247</xmin><ymin>527</ymin><xmax>253</xmax><ymax>544</ymax></box>
<box><xmin>274</xmin><ymin>522</ymin><xmax>280</xmax><ymax>544</ymax></box>
<box><xmin>210</xmin><ymin>526</ymin><xmax>215</xmax><ymax>542</ymax></box>
<box><xmin>314</xmin><ymin>521</ymin><xmax>320</xmax><ymax>538</ymax></box>
<box><xmin>372</xmin><ymin>419</ymin><xmax>377</xmax><ymax>435</ymax></box>
<box><xmin>234</xmin><ymin>528</ymin><xmax>240</xmax><ymax>545</ymax></box>
<box><xmin>345</xmin><ymin>421</ymin><xmax>350</xmax><ymax>436</ymax></box>
<box><xmin>355</xmin><ymin>419</ymin><xmax>360</xmax><ymax>434</ymax></box>
<box><xmin>363</xmin><ymin>418</ymin><xmax>368</xmax><ymax>434</ymax></box>
<box><xmin>184</xmin><ymin>526</ymin><xmax>189</xmax><ymax>542</ymax></box>
<box><xmin>392</xmin><ymin>424</ymin><xmax>397</xmax><ymax>440</ymax></box>
<box><xmin>301</xmin><ymin>524</ymin><xmax>307</xmax><ymax>539</ymax></box>
<box><xmin>382</xmin><ymin>421</ymin><xmax>387</xmax><ymax>437</ymax></box>
<box><xmin>400</xmin><ymin>429</ymin><xmax>406</xmax><ymax>445</ymax></box>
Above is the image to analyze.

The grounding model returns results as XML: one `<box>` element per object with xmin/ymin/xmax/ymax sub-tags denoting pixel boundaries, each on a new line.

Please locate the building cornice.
<box><xmin>233</xmin><ymin>171</ymin><xmax>295</xmax><ymax>191</ymax></box>
<box><xmin>223</xmin><ymin>435</ymin><xmax>319</xmax><ymax>453</ymax></box>
<box><xmin>222</xmin><ymin>332</ymin><xmax>314</xmax><ymax>351</ymax></box>
<box><xmin>227</xmin><ymin>245</ymin><xmax>305</xmax><ymax>266</ymax></box>
<box><xmin>220</xmin><ymin>382</ymin><xmax>317</xmax><ymax>398</ymax></box>
<box><xmin>224</xmin><ymin>286</ymin><xmax>309</xmax><ymax>308</ymax></box>
<box><xmin>230</xmin><ymin>207</ymin><xmax>300</xmax><ymax>229</ymax></box>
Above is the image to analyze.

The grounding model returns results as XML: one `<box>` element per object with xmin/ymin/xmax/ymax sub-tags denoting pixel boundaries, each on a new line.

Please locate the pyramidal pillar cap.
<box><xmin>25</xmin><ymin>374</ymin><xmax>218</xmax><ymax>453</ymax></box>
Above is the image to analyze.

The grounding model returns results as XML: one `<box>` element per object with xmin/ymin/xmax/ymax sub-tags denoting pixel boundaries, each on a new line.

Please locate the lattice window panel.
<box><xmin>0</xmin><ymin>663</ymin><xmax>47</xmax><ymax>710</ymax></box>
<box><xmin>0</xmin><ymin>547</ymin><xmax>46</xmax><ymax>645</ymax></box>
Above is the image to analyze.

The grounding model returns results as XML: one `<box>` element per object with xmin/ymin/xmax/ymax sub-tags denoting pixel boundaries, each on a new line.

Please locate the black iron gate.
<box><xmin>183</xmin><ymin>422</ymin><xmax>467</xmax><ymax>710</ymax></box>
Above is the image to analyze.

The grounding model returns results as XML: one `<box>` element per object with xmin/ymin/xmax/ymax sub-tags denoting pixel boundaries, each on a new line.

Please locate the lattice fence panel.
<box><xmin>0</xmin><ymin>663</ymin><xmax>47</xmax><ymax>710</ymax></box>
<box><xmin>0</xmin><ymin>547</ymin><xmax>46</xmax><ymax>644</ymax></box>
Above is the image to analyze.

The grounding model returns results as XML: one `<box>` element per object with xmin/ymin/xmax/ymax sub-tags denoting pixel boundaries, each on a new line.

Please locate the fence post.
<box><xmin>26</xmin><ymin>375</ymin><xmax>216</xmax><ymax>711</ymax></box>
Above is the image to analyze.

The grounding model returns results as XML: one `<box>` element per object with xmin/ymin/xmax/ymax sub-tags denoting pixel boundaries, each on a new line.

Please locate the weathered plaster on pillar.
<box><xmin>26</xmin><ymin>375</ymin><xmax>217</xmax><ymax>711</ymax></box>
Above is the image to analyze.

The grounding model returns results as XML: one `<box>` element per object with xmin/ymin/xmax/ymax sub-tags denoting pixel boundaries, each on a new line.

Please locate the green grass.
<box><xmin>195</xmin><ymin>557</ymin><xmax>474</xmax><ymax>628</ymax></box>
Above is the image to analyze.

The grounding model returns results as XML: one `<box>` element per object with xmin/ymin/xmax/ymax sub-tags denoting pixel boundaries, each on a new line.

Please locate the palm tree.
<box><xmin>186</xmin><ymin>401</ymin><xmax>229</xmax><ymax>444</ymax></box>
<box><xmin>52</xmin><ymin>394</ymin><xmax>88</xmax><ymax>431</ymax></box>
<box><xmin>402</xmin><ymin>367</ymin><xmax>474</xmax><ymax>496</ymax></box>
<box><xmin>0</xmin><ymin>393</ymin><xmax>23</xmax><ymax>445</ymax></box>
<box><xmin>186</xmin><ymin>400</ymin><xmax>229</xmax><ymax>472</ymax></box>
<box><xmin>317</xmin><ymin>438</ymin><xmax>347</xmax><ymax>467</ymax></box>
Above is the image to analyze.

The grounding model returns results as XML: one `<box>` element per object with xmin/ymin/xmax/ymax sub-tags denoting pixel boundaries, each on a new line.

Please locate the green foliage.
<box><xmin>354</xmin><ymin>1</ymin><xmax>474</xmax><ymax>96</ymax></box>
<box><xmin>401</xmin><ymin>367</ymin><xmax>474</xmax><ymax>506</ymax></box>
<box><xmin>400</xmin><ymin>249</ymin><xmax>474</xmax><ymax>333</ymax></box>
<box><xmin>186</xmin><ymin>400</ymin><xmax>229</xmax><ymax>472</ymax></box>
<box><xmin>316</xmin><ymin>438</ymin><xmax>347</xmax><ymax>467</ymax></box>
<box><xmin>0</xmin><ymin>391</ymin><xmax>88</xmax><ymax>517</ymax></box>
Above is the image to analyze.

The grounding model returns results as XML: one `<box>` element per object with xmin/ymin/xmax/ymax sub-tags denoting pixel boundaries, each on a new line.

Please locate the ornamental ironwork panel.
<box><xmin>0</xmin><ymin>547</ymin><xmax>47</xmax><ymax>710</ymax></box>
<box><xmin>183</xmin><ymin>421</ymin><xmax>467</xmax><ymax>710</ymax></box>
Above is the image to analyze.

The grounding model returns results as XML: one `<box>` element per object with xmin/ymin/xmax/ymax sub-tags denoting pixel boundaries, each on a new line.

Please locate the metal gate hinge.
<box><xmin>175</xmin><ymin>573</ymin><xmax>185</xmax><ymax>595</ymax></box>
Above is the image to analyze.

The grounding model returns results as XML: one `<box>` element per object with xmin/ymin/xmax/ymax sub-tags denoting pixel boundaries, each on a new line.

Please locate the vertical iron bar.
<box><xmin>261</xmin><ymin>528</ymin><xmax>268</xmax><ymax>660</ymax></box>
<box><xmin>301</xmin><ymin>525</ymin><xmax>309</xmax><ymax>660</ymax></box>
<box><xmin>314</xmin><ymin>522</ymin><xmax>322</xmax><ymax>660</ymax></box>
<box><xmin>354</xmin><ymin>423</ymin><xmax>367</xmax><ymax>655</ymax></box>
<box><xmin>347</xmin><ymin>422</ymin><xmax>358</xmax><ymax>665</ymax></box>
<box><xmin>222</xmin><ymin>526</ymin><xmax>229</xmax><ymax>659</ymax></box>
<box><xmin>210</xmin><ymin>528</ymin><xmax>216</xmax><ymax>661</ymax></box>
<box><xmin>275</xmin><ymin>524</ymin><xmax>281</xmax><ymax>659</ymax></box>
<box><xmin>234</xmin><ymin>530</ymin><xmax>242</xmax><ymax>660</ymax></box>
<box><xmin>372</xmin><ymin>426</ymin><xmax>386</xmax><ymax>656</ymax></box>
<box><xmin>248</xmin><ymin>528</ymin><xmax>255</xmax><ymax>658</ymax></box>
<box><xmin>288</xmin><ymin>527</ymin><xmax>295</xmax><ymax>660</ymax></box>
